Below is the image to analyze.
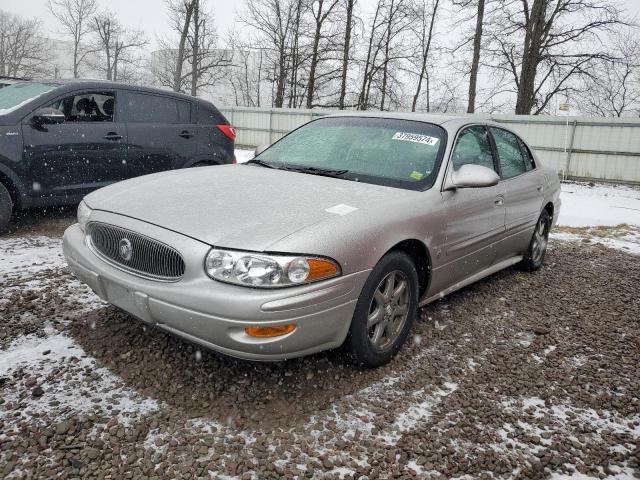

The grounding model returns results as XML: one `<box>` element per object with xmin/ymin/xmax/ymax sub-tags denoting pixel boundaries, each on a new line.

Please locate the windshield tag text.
<box><xmin>392</xmin><ymin>132</ymin><xmax>439</xmax><ymax>146</ymax></box>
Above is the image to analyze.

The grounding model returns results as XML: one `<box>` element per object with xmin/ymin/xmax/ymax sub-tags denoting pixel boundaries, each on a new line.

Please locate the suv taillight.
<box><xmin>217</xmin><ymin>125</ymin><xmax>236</xmax><ymax>141</ymax></box>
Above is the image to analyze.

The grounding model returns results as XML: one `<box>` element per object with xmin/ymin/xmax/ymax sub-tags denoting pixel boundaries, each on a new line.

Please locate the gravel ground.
<box><xmin>0</xmin><ymin>218</ymin><xmax>639</xmax><ymax>479</ymax></box>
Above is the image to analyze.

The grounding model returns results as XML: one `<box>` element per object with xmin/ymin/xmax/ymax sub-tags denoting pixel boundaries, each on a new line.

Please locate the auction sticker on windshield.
<box><xmin>392</xmin><ymin>132</ymin><xmax>439</xmax><ymax>146</ymax></box>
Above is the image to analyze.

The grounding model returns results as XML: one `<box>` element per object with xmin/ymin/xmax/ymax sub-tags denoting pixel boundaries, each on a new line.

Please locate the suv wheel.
<box><xmin>0</xmin><ymin>183</ymin><xmax>13</xmax><ymax>233</ymax></box>
<box><xmin>347</xmin><ymin>251</ymin><xmax>418</xmax><ymax>368</ymax></box>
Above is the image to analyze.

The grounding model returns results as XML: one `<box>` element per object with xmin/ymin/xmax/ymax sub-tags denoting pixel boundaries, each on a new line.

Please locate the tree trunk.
<box><xmin>515</xmin><ymin>0</ymin><xmax>546</xmax><ymax>114</ymax></box>
<box><xmin>190</xmin><ymin>0</ymin><xmax>200</xmax><ymax>96</ymax></box>
<box><xmin>467</xmin><ymin>0</ymin><xmax>484</xmax><ymax>113</ymax></box>
<box><xmin>412</xmin><ymin>0</ymin><xmax>439</xmax><ymax>112</ymax></box>
<box><xmin>380</xmin><ymin>0</ymin><xmax>395</xmax><ymax>111</ymax></box>
<box><xmin>173</xmin><ymin>0</ymin><xmax>195</xmax><ymax>93</ymax></box>
<box><xmin>358</xmin><ymin>3</ymin><xmax>381</xmax><ymax>110</ymax></box>
<box><xmin>306</xmin><ymin>0</ymin><xmax>325</xmax><ymax>109</ymax></box>
<box><xmin>339</xmin><ymin>0</ymin><xmax>355</xmax><ymax>110</ymax></box>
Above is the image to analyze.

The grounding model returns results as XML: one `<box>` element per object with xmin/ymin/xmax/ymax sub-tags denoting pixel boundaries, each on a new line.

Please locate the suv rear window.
<box><xmin>126</xmin><ymin>92</ymin><xmax>191</xmax><ymax>123</ymax></box>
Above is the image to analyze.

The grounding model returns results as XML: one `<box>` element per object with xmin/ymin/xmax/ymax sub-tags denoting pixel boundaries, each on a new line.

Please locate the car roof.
<box><xmin>323</xmin><ymin>111</ymin><xmax>514</xmax><ymax>133</ymax></box>
<box><xmin>30</xmin><ymin>79</ymin><xmax>201</xmax><ymax>103</ymax></box>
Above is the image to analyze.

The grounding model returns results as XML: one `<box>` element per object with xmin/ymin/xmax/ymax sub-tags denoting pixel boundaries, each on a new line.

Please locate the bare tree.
<box><xmin>378</xmin><ymin>0</ymin><xmax>412</xmax><ymax>111</ymax></box>
<box><xmin>48</xmin><ymin>0</ymin><xmax>97</xmax><ymax>78</ymax></box>
<box><xmin>452</xmin><ymin>0</ymin><xmax>486</xmax><ymax>113</ymax></box>
<box><xmin>241</xmin><ymin>0</ymin><xmax>301</xmax><ymax>107</ymax></box>
<box><xmin>305</xmin><ymin>0</ymin><xmax>340</xmax><ymax>108</ymax></box>
<box><xmin>410</xmin><ymin>0</ymin><xmax>440</xmax><ymax>112</ymax></box>
<box><xmin>225</xmin><ymin>33</ymin><xmax>267</xmax><ymax>106</ymax></box>
<box><xmin>0</xmin><ymin>10</ymin><xmax>52</xmax><ymax>78</ymax></box>
<box><xmin>355</xmin><ymin>0</ymin><xmax>412</xmax><ymax>111</ymax></box>
<box><xmin>581</xmin><ymin>32</ymin><xmax>640</xmax><ymax>117</ymax></box>
<box><xmin>488</xmin><ymin>0</ymin><xmax>627</xmax><ymax>115</ymax></box>
<box><xmin>187</xmin><ymin>3</ymin><xmax>232</xmax><ymax>96</ymax></box>
<box><xmin>167</xmin><ymin>0</ymin><xmax>196</xmax><ymax>92</ymax></box>
<box><xmin>338</xmin><ymin>0</ymin><xmax>356</xmax><ymax>109</ymax></box>
<box><xmin>91</xmin><ymin>11</ymin><xmax>148</xmax><ymax>82</ymax></box>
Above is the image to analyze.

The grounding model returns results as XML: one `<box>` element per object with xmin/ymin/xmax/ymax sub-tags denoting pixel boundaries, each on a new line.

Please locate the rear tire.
<box><xmin>520</xmin><ymin>210</ymin><xmax>551</xmax><ymax>271</ymax></box>
<box><xmin>347</xmin><ymin>251</ymin><xmax>419</xmax><ymax>368</ymax></box>
<box><xmin>0</xmin><ymin>183</ymin><xmax>13</xmax><ymax>233</ymax></box>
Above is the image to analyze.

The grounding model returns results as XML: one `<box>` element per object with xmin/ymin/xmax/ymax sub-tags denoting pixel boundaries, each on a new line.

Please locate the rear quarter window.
<box><xmin>196</xmin><ymin>103</ymin><xmax>225</xmax><ymax>124</ymax></box>
<box><xmin>126</xmin><ymin>92</ymin><xmax>189</xmax><ymax>124</ymax></box>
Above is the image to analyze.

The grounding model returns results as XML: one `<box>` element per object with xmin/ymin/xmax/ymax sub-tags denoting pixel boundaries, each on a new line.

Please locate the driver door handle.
<box><xmin>179</xmin><ymin>130</ymin><xmax>194</xmax><ymax>139</ymax></box>
<box><xmin>494</xmin><ymin>196</ymin><xmax>504</xmax><ymax>206</ymax></box>
<box><xmin>537</xmin><ymin>185</ymin><xmax>544</xmax><ymax>192</ymax></box>
<box><xmin>104</xmin><ymin>132</ymin><xmax>122</xmax><ymax>141</ymax></box>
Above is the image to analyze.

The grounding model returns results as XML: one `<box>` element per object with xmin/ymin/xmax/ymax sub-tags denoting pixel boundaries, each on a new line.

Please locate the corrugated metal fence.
<box><xmin>219</xmin><ymin>106</ymin><xmax>640</xmax><ymax>184</ymax></box>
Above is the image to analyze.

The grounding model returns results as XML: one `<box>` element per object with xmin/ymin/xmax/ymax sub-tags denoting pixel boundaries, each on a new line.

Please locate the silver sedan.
<box><xmin>63</xmin><ymin>113</ymin><xmax>561</xmax><ymax>367</ymax></box>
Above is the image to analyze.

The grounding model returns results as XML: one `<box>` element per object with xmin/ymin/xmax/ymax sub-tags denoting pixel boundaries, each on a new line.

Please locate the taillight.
<box><xmin>217</xmin><ymin>125</ymin><xmax>236</xmax><ymax>141</ymax></box>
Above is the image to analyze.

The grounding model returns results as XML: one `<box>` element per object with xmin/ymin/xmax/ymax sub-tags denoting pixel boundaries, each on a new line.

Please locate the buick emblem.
<box><xmin>118</xmin><ymin>238</ymin><xmax>133</xmax><ymax>262</ymax></box>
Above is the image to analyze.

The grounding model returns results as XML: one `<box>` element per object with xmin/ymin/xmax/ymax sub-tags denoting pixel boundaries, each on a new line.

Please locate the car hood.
<box><xmin>85</xmin><ymin>165</ymin><xmax>418</xmax><ymax>251</ymax></box>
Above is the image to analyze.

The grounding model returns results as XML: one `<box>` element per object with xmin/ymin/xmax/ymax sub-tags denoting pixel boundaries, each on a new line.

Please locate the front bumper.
<box><xmin>62</xmin><ymin>212</ymin><xmax>369</xmax><ymax>361</ymax></box>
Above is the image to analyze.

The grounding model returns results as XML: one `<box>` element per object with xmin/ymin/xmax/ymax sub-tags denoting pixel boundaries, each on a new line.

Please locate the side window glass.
<box><xmin>50</xmin><ymin>92</ymin><xmax>115</xmax><ymax>122</ymax></box>
<box><xmin>177</xmin><ymin>100</ymin><xmax>191</xmax><ymax>123</ymax></box>
<box><xmin>127</xmin><ymin>93</ymin><xmax>180</xmax><ymax>123</ymax></box>
<box><xmin>517</xmin><ymin>137</ymin><xmax>535</xmax><ymax>171</ymax></box>
<box><xmin>451</xmin><ymin>126</ymin><xmax>496</xmax><ymax>171</ymax></box>
<box><xmin>490</xmin><ymin>127</ymin><xmax>527</xmax><ymax>179</ymax></box>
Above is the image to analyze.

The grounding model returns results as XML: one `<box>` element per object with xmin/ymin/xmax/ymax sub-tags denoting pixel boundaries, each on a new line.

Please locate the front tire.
<box><xmin>0</xmin><ymin>183</ymin><xmax>13</xmax><ymax>233</ymax></box>
<box><xmin>521</xmin><ymin>210</ymin><xmax>551</xmax><ymax>271</ymax></box>
<box><xmin>347</xmin><ymin>251</ymin><xmax>419</xmax><ymax>368</ymax></box>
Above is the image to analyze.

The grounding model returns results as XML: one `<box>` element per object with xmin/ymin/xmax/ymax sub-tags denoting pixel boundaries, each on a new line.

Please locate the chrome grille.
<box><xmin>87</xmin><ymin>222</ymin><xmax>185</xmax><ymax>281</ymax></box>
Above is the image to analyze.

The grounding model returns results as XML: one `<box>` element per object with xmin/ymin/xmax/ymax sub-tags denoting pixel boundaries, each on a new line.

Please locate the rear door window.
<box><xmin>489</xmin><ymin>127</ymin><xmax>528</xmax><ymax>179</ymax></box>
<box><xmin>517</xmin><ymin>137</ymin><xmax>536</xmax><ymax>171</ymax></box>
<box><xmin>126</xmin><ymin>92</ymin><xmax>185</xmax><ymax>124</ymax></box>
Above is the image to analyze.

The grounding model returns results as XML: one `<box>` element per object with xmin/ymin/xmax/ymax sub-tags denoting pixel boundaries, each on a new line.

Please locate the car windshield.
<box><xmin>0</xmin><ymin>82</ymin><xmax>55</xmax><ymax>115</ymax></box>
<box><xmin>255</xmin><ymin>117</ymin><xmax>447</xmax><ymax>190</ymax></box>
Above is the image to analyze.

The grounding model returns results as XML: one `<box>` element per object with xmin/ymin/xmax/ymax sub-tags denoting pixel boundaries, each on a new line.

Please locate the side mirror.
<box><xmin>32</xmin><ymin>107</ymin><xmax>65</xmax><ymax>126</ymax></box>
<box><xmin>450</xmin><ymin>164</ymin><xmax>500</xmax><ymax>189</ymax></box>
<box><xmin>254</xmin><ymin>144</ymin><xmax>269</xmax><ymax>157</ymax></box>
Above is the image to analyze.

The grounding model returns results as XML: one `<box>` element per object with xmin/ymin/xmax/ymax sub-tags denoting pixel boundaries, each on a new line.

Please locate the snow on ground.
<box><xmin>551</xmin><ymin>181</ymin><xmax>640</xmax><ymax>255</ymax></box>
<box><xmin>235</xmin><ymin>148</ymin><xmax>254</xmax><ymax>163</ymax></box>
<box><xmin>0</xmin><ymin>327</ymin><xmax>159</xmax><ymax>427</ymax></box>
<box><xmin>558</xmin><ymin>182</ymin><xmax>640</xmax><ymax>227</ymax></box>
<box><xmin>0</xmin><ymin>236</ymin><xmax>66</xmax><ymax>276</ymax></box>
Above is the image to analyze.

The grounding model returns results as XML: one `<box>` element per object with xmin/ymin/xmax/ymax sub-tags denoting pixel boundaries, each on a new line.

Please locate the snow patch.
<box><xmin>0</xmin><ymin>329</ymin><xmax>159</xmax><ymax>426</ymax></box>
<box><xmin>558</xmin><ymin>182</ymin><xmax>640</xmax><ymax>228</ymax></box>
<box><xmin>234</xmin><ymin>148</ymin><xmax>254</xmax><ymax>163</ymax></box>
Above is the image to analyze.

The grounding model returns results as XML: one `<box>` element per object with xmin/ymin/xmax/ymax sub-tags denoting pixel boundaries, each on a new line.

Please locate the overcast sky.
<box><xmin>5</xmin><ymin>0</ymin><xmax>640</xmax><ymax>51</ymax></box>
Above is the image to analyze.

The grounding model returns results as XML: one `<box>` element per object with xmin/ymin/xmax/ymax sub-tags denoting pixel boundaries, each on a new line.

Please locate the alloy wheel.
<box><xmin>367</xmin><ymin>270</ymin><xmax>411</xmax><ymax>351</ymax></box>
<box><xmin>532</xmin><ymin>216</ymin><xmax>549</xmax><ymax>264</ymax></box>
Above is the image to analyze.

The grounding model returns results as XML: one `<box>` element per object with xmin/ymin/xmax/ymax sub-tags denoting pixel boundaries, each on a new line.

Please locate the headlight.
<box><xmin>77</xmin><ymin>200</ymin><xmax>92</xmax><ymax>231</ymax></box>
<box><xmin>205</xmin><ymin>249</ymin><xmax>340</xmax><ymax>288</ymax></box>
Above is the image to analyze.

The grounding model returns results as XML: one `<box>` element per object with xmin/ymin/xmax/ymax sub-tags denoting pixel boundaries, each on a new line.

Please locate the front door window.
<box><xmin>49</xmin><ymin>91</ymin><xmax>115</xmax><ymax>123</ymax></box>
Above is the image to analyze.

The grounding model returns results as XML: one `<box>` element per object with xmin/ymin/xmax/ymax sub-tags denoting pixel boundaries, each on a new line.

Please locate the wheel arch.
<box><xmin>0</xmin><ymin>165</ymin><xmax>25</xmax><ymax>209</ymax></box>
<box><xmin>384</xmin><ymin>239</ymin><xmax>432</xmax><ymax>298</ymax></box>
<box><xmin>182</xmin><ymin>156</ymin><xmax>222</xmax><ymax>168</ymax></box>
<box><xmin>544</xmin><ymin>201</ymin><xmax>554</xmax><ymax>221</ymax></box>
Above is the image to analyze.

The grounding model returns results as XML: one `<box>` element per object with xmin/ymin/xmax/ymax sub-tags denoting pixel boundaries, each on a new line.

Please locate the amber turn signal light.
<box><xmin>307</xmin><ymin>259</ymin><xmax>340</xmax><ymax>282</ymax></box>
<box><xmin>245</xmin><ymin>324</ymin><xmax>296</xmax><ymax>338</ymax></box>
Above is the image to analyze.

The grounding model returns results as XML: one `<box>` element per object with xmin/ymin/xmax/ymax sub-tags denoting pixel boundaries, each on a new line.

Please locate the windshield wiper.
<box><xmin>280</xmin><ymin>165</ymin><xmax>350</xmax><ymax>179</ymax></box>
<box><xmin>245</xmin><ymin>158</ymin><xmax>275</xmax><ymax>168</ymax></box>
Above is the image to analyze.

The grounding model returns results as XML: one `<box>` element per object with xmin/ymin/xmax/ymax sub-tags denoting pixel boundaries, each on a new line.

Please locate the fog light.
<box><xmin>245</xmin><ymin>324</ymin><xmax>296</xmax><ymax>338</ymax></box>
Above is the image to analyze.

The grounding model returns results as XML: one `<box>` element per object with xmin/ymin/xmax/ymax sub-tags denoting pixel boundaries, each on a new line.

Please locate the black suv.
<box><xmin>0</xmin><ymin>80</ymin><xmax>236</xmax><ymax>231</ymax></box>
